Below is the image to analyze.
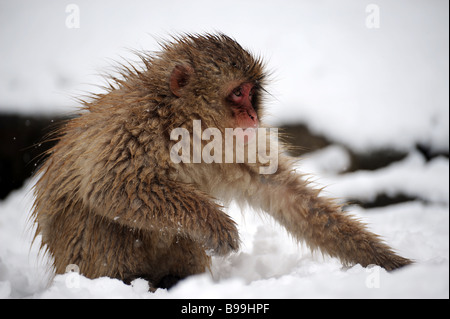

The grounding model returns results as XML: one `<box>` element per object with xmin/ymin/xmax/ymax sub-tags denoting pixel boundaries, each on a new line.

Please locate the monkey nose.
<box><xmin>247</xmin><ymin>110</ymin><xmax>259</xmax><ymax>128</ymax></box>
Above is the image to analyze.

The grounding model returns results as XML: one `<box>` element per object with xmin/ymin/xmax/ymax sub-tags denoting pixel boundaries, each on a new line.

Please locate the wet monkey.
<box><xmin>32</xmin><ymin>33</ymin><xmax>411</xmax><ymax>289</ymax></box>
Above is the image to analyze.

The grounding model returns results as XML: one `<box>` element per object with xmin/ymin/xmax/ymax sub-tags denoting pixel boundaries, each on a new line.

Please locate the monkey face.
<box><xmin>226</xmin><ymin>82</ymin><xmax>259</xmax><ymax>129</ymax></box>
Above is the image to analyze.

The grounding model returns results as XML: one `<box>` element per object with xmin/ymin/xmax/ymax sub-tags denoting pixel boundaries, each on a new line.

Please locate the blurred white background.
<box><xmin>0</xmin><ymin>0</ymin><xmax>448</xmax><ymax>152</ymax></box>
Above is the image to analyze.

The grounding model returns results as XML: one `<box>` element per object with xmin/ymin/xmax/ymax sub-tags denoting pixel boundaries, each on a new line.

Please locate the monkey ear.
<box><xmin>169</xmin><ymin>64</ymin><xmax>194</xmax><ymax>97</ymax></box>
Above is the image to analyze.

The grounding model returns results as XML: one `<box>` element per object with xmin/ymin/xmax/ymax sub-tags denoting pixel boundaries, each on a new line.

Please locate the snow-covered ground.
<box><xmin>0</xmin><ymin>0</ymin><xmax>448</xmax><ymax>299</ymax></box>
<box><xmin>0</xmin><ymin>148</ymin><xmax>448</xmax><ymax>299</ymax></box>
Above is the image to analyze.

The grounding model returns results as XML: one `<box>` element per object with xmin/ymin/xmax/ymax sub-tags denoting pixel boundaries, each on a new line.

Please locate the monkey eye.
<box><xmin>228</xmin><ymin>83</ymin><xmax>255</xmax><ymax>104</ymax></box>
<box><xmin>232</xmin><ymin>87</ymin><xmax>242</xmax><ymax>97</ymax></box>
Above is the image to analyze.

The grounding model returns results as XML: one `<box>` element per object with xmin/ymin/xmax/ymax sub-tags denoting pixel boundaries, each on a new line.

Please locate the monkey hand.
<box><xmin>195</xmin><ymin>213</ymin><xmax>240</xmax><ymax>256</ymax></box>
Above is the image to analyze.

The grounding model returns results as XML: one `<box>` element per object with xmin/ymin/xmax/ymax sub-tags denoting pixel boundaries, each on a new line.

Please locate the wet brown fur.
<box><xmin>31</xmin><ymin>33</ymin><xmax>411</xmax><ymax>289</ymax></box>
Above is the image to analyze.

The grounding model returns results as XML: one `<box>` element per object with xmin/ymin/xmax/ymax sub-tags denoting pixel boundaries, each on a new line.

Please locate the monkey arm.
<box><xmin>89</xmin><ymin>177</ymin><xmax>239</xmax><ymax>256</ymax></box>
<box><xmin>247</xmin><ymin>156</ymin><xmax>412</xmax><ymax>271</ymax></box>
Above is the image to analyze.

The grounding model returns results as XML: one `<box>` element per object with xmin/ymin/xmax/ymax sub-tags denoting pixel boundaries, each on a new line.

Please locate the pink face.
<box><xmin>227</xmin><ymin>82</ymin><xmax>259</xmax><ymax>144</ymax></box>
<box><xmin>227</xmin><ymin>82</ymin><xmax>259</xmax><ymax>129</ymax></box>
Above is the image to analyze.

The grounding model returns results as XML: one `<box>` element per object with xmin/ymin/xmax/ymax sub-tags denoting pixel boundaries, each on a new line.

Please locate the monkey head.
<box><xmin>156</xmin><ymin>33</ymin><xmax>267</xmax><ymax>134</ymax></box>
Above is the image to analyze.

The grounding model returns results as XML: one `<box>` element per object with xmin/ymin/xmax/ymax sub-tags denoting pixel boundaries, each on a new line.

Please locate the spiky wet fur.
<box><xmin>31</xmin><ymin>33</ymin><xmax>411</xmax><ymax>289</ymax></box>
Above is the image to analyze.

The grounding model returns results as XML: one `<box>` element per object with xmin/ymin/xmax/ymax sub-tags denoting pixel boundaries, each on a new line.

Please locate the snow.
<box><xmin>0</xmin><ymin>150</ymin><xmax>448</xmax><ymax>299</ymax></box>
<box><xmin>300</xmin><ymin>147</ymin><xmax>449</xmax><ymax>205</ymax></box>
<box><xmin>0</xmin><ymin>0</ymin><xmax>448</xmax><ymax>152</ymax></box>
<box><xmin>0</xmin><ymin>0</ymin><xmax>449</xmax><ymax>299</ymax></box>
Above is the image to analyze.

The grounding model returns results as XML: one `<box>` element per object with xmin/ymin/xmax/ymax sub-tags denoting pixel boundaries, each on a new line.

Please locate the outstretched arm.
<box><xmin>246</xmin><ymin>155</ymin><xmax>412</xmax><ymax>270</ymax></box>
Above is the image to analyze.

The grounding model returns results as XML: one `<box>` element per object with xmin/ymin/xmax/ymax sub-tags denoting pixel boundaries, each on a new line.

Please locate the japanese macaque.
<box><xmin>32</xmin><ymin>33</ymin><xmax>411</xmax><ymax>290</ymax></box>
